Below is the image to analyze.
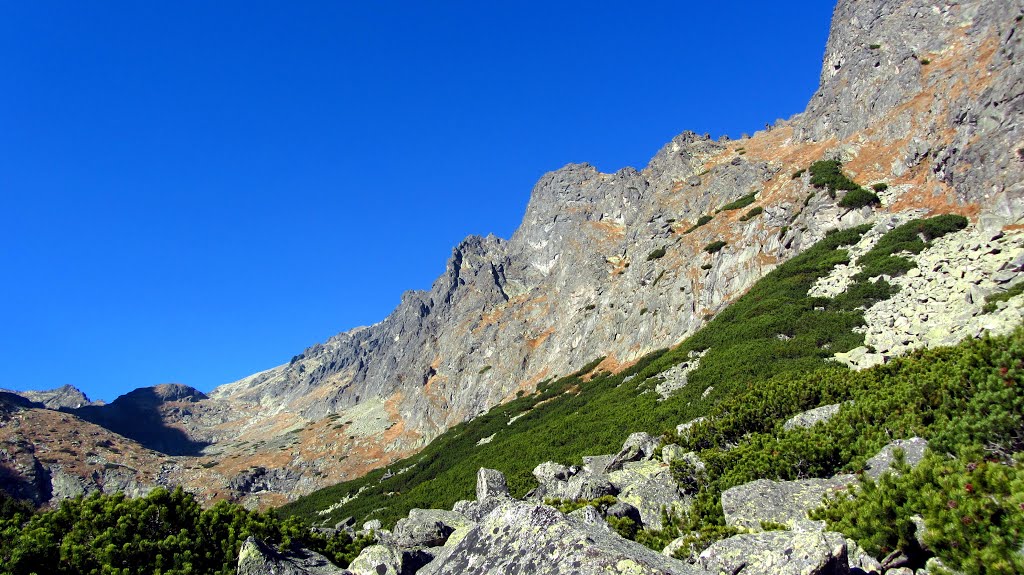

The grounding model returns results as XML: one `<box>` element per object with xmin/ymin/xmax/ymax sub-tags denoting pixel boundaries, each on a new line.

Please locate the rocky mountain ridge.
<box><xmin>1</xmin><ymin>0</ymin><xmax>1022</xmax><ymax>510</ymax></box>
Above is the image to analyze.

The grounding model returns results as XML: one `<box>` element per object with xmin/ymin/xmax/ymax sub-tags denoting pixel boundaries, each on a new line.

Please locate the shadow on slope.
<box><xmin>70</xmin><ymin>384</ymin><xmax>211</xmax><ymax>456</ymax></box>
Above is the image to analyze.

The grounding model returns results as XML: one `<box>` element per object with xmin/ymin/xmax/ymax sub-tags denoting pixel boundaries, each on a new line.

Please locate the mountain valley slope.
<box><xmin>1</xmin><ymin>0</ymin><xmax>1023</xmax><ymax>514</ymax></box>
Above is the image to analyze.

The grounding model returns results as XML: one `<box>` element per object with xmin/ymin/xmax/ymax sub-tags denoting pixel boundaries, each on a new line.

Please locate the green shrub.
<box><xmin>739</xmin><ymin>206</ymin><xmax>763</xmax><ymax>221</ymax></box>
<box><xmin>872</xmin><ymin>182</ymin><xmax>888</xmax><ymax>192</ymax></box>
<box><xmin>839</xmin><ymin>188</ymin><xmax>881</xmax><ymax>208</ymax></box>
<box><xmin>0</xmin><ymin>488</ymin><xmax>370</xmax><ymax>575</ymax></box>
<box><xmin>684</xmin><ymin>215</ymin><xmax>714</xmax><ymax>234</ymax></box>
<box><xmin>704</xmin><ymin>241</ymin><xmax>727</xmax><ymax>254</ymax></box>
<box><xmin>792</xmin><ymin>169</ymin><xmax>806</xmax><ymax>179</ymax></box>
<box><xmin>721</xmin><ymin>193</ymin><xmax>757</xmax><ymax>211</ymax></box>
<box><xmin>670</xmin><ymin>458</ymin><xmax>708</xmax><ymax>496</ymax></box>
<box><xmin>813</xmin><ymin>454</ymin><xmax>1024</xmax><ymax>574</ymax></box>
<box><xmin>854</xmin><ymin>214</ymin><xmax>967</xmax><ymax>280</ymax></box>
<box><xmin>647</xmin><ymin>247</ymin><xmax>667</xmax><ymax>261</ymax></box>
<box><xmin>869</xmin><ymin>44</ymin><xmax>881</xmax><ymax>49</ymax></box>
<box><xmin>809</xmin><ymin>159</ymin><xmax>860</xmax><ymax>196</ymax></box>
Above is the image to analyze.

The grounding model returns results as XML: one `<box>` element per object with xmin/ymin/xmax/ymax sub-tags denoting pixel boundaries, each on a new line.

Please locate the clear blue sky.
<box><xmin>0</xmin><ymin>1</ymin><xmax>835</xmax><ymax>403</ymax></box>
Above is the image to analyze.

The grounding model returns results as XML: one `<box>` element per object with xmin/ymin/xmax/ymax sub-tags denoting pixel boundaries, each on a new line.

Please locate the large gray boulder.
<box><xmin>608</xmin><ymin>460</ymin><xmax>686</xmax><ymax>529</ymax></box>
<box><xmin>392</xmin><ymin>508</ymin><xmax>471</xmax><ymax>549</ymax></box>
<box><xmin>418</xmin><ymin>500</ymin><xmax>704</xmax><ymax>575</ymax></box>
<box><xmin>476</xmin><ymin>468</ymin><xmax>510</xmax><ymax>501</ymax></box>
<box><xmin>237</xmin><ymin>537</ymin><xmax>350</xmax><ymax>575</ymax></box>
<box><xmin>862</xmin><ymin>438</ymin><xmax>928</xmax><ymax>480</ymax></box>
<box><xmin>346</xmin><ymin>545</ymin><xmax>401</xmax><ymax>575</ymax></box>
<box><xmin>531</xmin><ymin>460</ymin><xmax>618</xmax><ymax>501</ymax></box>
<box><xmin>782</xmin><ymin>403</ymin><xmax>843</xmax><ymax>431</ymax></box>
<box><xmin>721</xmin><ymin>476</ymin><xmax>856</xmax><ymax>530</ymax></box>
<box><xmin>697</xmin><ymin>530</ymin><xmax>849</xmax><ymax>575</ymax></box>
<box><xmin>605</xmin><ymin>432</ymin><xmax>661</xmax><ymax>472</ymax></box>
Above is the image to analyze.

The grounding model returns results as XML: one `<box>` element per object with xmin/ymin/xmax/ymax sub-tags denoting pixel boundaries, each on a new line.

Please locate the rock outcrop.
<box><xmin>697</xmin><ymin>530</ymin><xmax>849</xmax><ymax>575</ymax></box>
<box><xmin>237</xmin><ymin>537</ymin><xmax>349</xmax><ymax>575</ymax></box>
<box><xmin>419</xmin><ymin>500</ymin><xmax>701</xmax><ymax>575</ymax></box>
<box><xmin>721</xmin><ymin>476</ymin><xmax>857</xmax><ymax>531</ymax></box>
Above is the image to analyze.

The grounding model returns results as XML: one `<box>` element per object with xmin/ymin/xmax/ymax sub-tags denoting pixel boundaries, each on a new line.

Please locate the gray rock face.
<box><xmin>475</xmin><ymin>468</ymin><xmax>509</xmax><ymax>502</ymax></box>
<box><xmin>0</xmin><ymin>385</ymin><xmax>94</xmax><ymax>410</ymax></box>
<box><xmin>608</xmin><ymin>461</ymin><xmax>685</xmax><ymax>530</ymax></box>
<box><xmin>392</xmin><ymin>508</ymin><xmax>470</xmax><ymax>549</ymax></box>
<box><xmin>862</xmin><ymin>438</ymin><xmax>928</xmax><ymax>481</ymax></box>
<box><xmin>698</xmin><ymin>530</ymin><xmax>849</xmax><ymax>575</ymax></box>
<box><xmin>799</xmin><ymin>0</ymin><xmax>1024</xmax><ymax>226</ymax></box>
<box><xmin>783</xmin><ymin>403</ymin><xmax>843</xmax><ymax>431</ymax></box>
<box><xmin>347</xmin><ymin>544</ymin><xmax>401</xmax><ymax>575</ymax></box>
<box><xmin>605</xmin><ymin>432</ymin><xmax>661</xmax><ymax>473</ymax></box>
<box><xmin>721</xmin><ymin>476</ymin><xmax>857</xmax><ymax>530</ymax></box>
<box><xmin>237</xmin><ymin>537</ymin><xmax>349</xmax><ymax>575</ymax></box>
<box><xmin>418</xmin><ymin>501</ymin><xmax>703</xmax><ymax>575</ymax></box>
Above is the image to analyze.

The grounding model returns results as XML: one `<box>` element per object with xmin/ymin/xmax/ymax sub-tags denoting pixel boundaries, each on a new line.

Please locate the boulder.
<box><xmin>560</xmin><ymin>471</ymin><xmax>617</xmax><ymax>501</ymax></box>
<box><xmin>675</xmin><ymin>417</ymin><xmax>706</xmax><ymax>439</ymax></box>
<box><xmin>237</xmin><ymin>537</ymin><xmax>350</xmax><ymax>575</ymax></box>
<box><xmin>605</xmin><ymin>501</ymin><xmax>642</xmax><ymax>525</ymax></box>
<box><xmin>782</xmin><ymin>403</ymin><xmax>843</xmax><ymax>431</ymax></box>
<box><xmin>608</xmin><ymin>460</ymin><xmax>685</xmax><ymax>529</ymax></box>
<box><xmin>393</xmin><ymin>508</ymin><xmax>470</xmax><ymax>548</ymax></box>
<box><xmin>566</xmin><ymin>505</ymin><xmax>611</xmax><ymax>531</ymax></box>
<box><xmin>605</xmin><ymin>432</ymin><xmax>660</xmax><ymax>472</ymax></box>
<box><xmin>698</xmin><ymin>530</ymin><xmax>849</xmax><ymax>575</ymax></box>
<box><xmin>476</xmin><ymin>468</ymin><xmax>510</xmax><ymax>501</ymax></box>
<box><xmin>660</xmin><ymin>444</ymin><xmax>685</xmax><ymax>464</ymax></box>
<box><xmin>347</xmin><ymin>544</ymin><xmax>401</xmax><ymax>575</ymax></box>
<box><xmin>533</xmin><ymin>461</ymin><xmax>572</xmax><ymax>483</ymax></box>
<box><xmin>582</xmin><ymin>454</ymin><xmax>615</xmax><ymax>474</ymax></box>
<box><xmin>721</xmin><ymin>476</ymin><xmax>856</xmax><ymax>530</ymax></box>
<box><xmin>417</xmin><ymin>501</ymin><xmax>703</xmax><ymax>575</ymax></box>
<box><xmin>531</xmin><ymin>461</ymin><xmax>615</xmax><ymax>501</ymax></box>
<box><xmin>862</xmin><ymin>438</ymin><xmax>928</xmax><ymax>480</ymax></box>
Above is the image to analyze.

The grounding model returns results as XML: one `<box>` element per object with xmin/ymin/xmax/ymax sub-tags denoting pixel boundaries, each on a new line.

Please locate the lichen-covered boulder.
<box><xmin>675</xmin><ymin>417</ymin><xmax>706</xmax><ymax>439</ymax></box>
<box><xmin>697</xmin><ymin>530</ymin><xmax>849</xmax><ymax>575</ymax></box>
<box><xmin>660</xmin><ymin>444</ymin><xmax>685</xmax><ymax>464</ymax></box>
<box><xmin>418</xmin><ymin>501</ymin><xmax>703</xmax><ymax>575</ymax></box>
<box><xmin>237</xmin><ymin>537</ymin><xmax>350</xmax><ymax>575</ymax></box>
<box><xmin>721</xmin><ymin>476</ymin><xmax>856</xmax><ymax>530</ymax></box>
<box><xmin>533</xmin><ymin>461</ymin><xmax>573</xmax><ymax>483</ymax></box>
<box><xmin>347</xmin><ymin>544</ymin><xmax>401</xmax><ymax>575</ymax></box>
<box><xmin>782</xmin><ymin>403</ymin><xmax>843</xmax><ymax>431</ymax></box>
<box><xmin>392</xmin><ymin>508</ymin><xmax>471</xmax><ymax>548</ymax></box>
<box><xmin>566</xmin><ymin>505</ymin><xmax>611</xmax><ymax>531</ymax></box>
<box><xmin>605</xmin><ymin>432</ymin><xmax>660</xmax><ymax>472</ymax></box>
<box><xmin>476</xmin><ymin>468</ymin><xmax>510</xmax><ymax>501</ymax></box>
<box><xmin>531</xmin><ymin>461</ymin><xmax>616</xmax><ymax>501</ymax></box>
<box><xmin>609</xmin><ymin>460</ymin><xmax>686</xmax><ymax>529</ymax></box>
<box><xmin>862</xmin><ymin>438</ymin><xmax>928</xmax><ymax>480</ymax></box>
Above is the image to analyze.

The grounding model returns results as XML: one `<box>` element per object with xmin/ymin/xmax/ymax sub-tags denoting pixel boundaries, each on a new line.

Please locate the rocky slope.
<box><xmin>2</xmin><ymin>0</ymin><xmax>1022</xmax><ymax>509</ymax></box>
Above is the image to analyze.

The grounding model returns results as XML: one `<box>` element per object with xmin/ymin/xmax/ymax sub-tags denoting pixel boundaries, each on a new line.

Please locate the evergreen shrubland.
<box><xmin>0</xmin><ymin>487</ymin><xmax>370</xmax><ymax>575</ymax></box>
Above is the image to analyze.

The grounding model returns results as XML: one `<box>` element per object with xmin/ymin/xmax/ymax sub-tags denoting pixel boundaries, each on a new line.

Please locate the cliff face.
<box><xmin>3</xmin><ymin>0</ymin><xmax>1022</xmax><ymax>508</ymax></box>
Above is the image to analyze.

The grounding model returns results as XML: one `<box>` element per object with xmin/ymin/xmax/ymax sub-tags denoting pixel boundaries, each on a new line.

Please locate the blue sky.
<box><xmin>0</xmin><ymin>2</ymin><xmax>835</xmax><ymax>403</ymax></box>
